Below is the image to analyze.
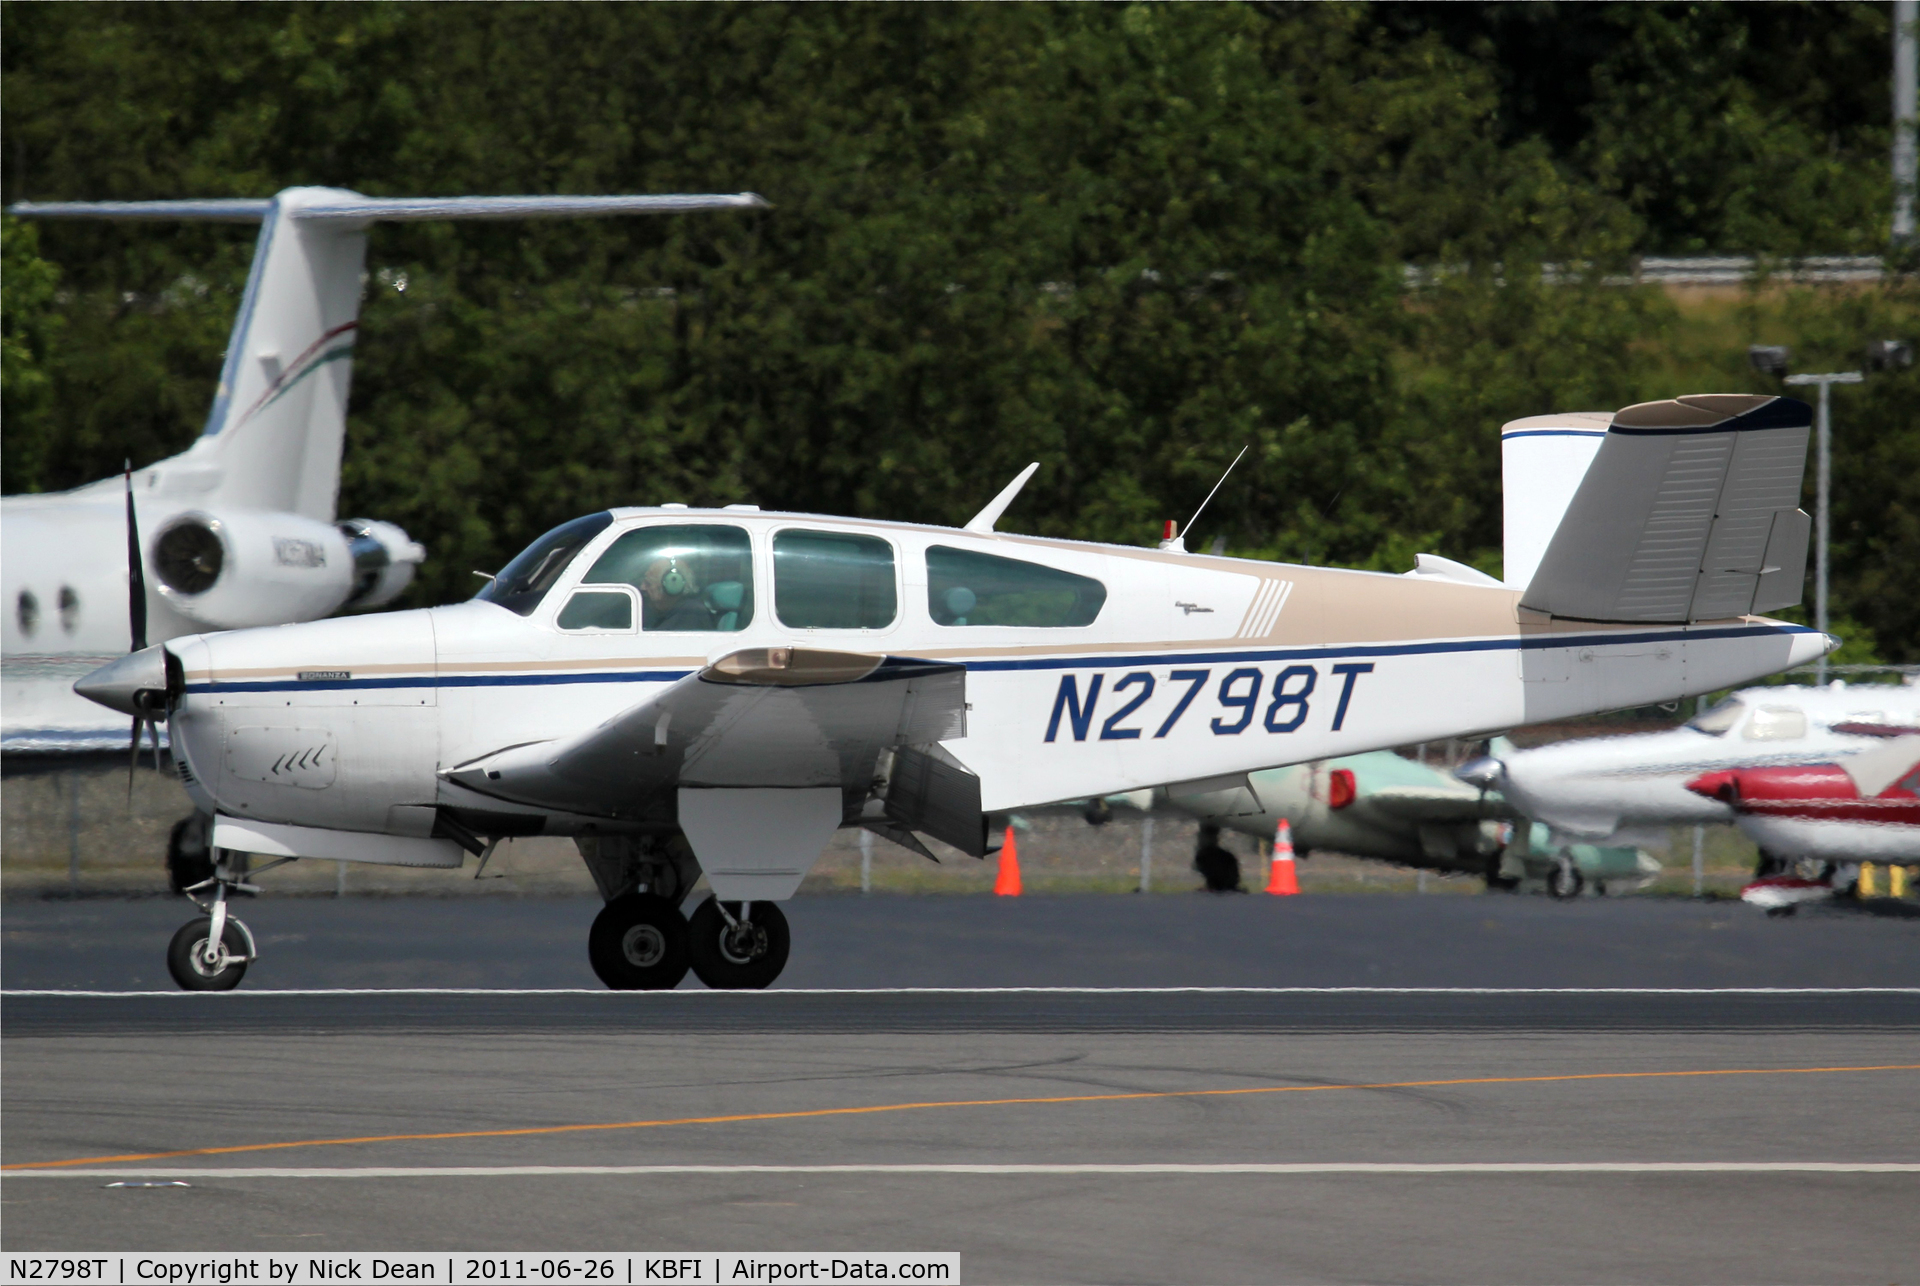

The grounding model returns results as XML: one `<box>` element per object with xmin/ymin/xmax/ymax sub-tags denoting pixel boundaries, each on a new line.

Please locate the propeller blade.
<box><xmin>125</xmin><ymin>460</ymin><xmax>147</xmax><ymax>653</ymax></box>
<box><xmin>148</xmin><ymin>716</ymin><xmax>164</xmax><ymax>777</ymax></box>
<box><xmin>128</xmin><ymin>715</ymin><xmax>143</xmax><ymax>803</ymax></box>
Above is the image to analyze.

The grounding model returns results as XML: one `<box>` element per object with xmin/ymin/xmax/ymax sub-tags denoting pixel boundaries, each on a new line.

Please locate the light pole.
<box><xmin>1782</xmin><ymin>371</ymin><xmax>1863</xmax><ymax>683</ymax></box>
<box><xmin>1895</xmin><ymin>0</ymin><xmax>1916</xmax><ymax>245</ymax></box>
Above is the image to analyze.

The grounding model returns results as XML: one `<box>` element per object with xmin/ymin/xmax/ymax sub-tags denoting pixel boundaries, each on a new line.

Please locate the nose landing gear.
<box><xmin>166</xmin><ymin>854</ymin><xmax>267</xmax><ymax>991</ymax></box>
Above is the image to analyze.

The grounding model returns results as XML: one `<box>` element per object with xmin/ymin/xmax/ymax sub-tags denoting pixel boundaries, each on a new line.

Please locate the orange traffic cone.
<box><xmin>994</xmin><ymin>825</ymin><xmax>1023</xmax><ymax>896</ymax></box>
<box><xmin>1264</xmin><ymin>818</ymin><xmax>1300</xmax><ymax>896</ymax></box>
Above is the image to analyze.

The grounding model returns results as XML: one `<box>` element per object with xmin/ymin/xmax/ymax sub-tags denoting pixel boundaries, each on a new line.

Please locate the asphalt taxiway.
<box><xmin>5</xmin><ymin>890</ymin><xmax>1918</xmax><ymax>990</ymax></box>
<box><xmin>4</xmin><ymin>895</ymin><xmax>1917</xmax><ymax>1282</ymax></box>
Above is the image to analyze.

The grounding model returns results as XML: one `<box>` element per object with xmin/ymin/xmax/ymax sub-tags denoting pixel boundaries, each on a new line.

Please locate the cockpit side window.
<box><xmin>476</xmin><ymin>512</ymin><xmax>614</xmax><ymax>617</ymax></box>
<box><xmin>1686</xmin><ymin>697</ymin><xmax>1745</xmax><ymax>736</ymax></box>
<box><xmin>577</xmin><ymin>524</ymin><xmax>755</xmax><ymax>632</ymax></box>
<box><xmin>926</xmin><ymin>545</ymin><xmax>1107</xmax><ymax>627</ymax></box>
<box><xmin>1743</xmin><ymin>705</ymin><xmax>1808</xmax><ymax>741</ymax></box>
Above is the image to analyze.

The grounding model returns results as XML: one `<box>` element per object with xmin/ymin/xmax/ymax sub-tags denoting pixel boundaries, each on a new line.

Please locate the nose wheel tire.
<box><xmin>687</xmin><ymin>897</ymin><xmax>789</xmax><ymax>989</ymax></box>
<box><xmin>167</xmin><ymin>917</ymin><xmax>250</xmax><ymax>991</ymax></box>
<box><xmin>1546</xmin><ymin>860</ymin><xmax>1585</xmax><ymax>900</ymax></box>
<box><xmin>588</xmin><ymin>894</ymin><xmax>691</xmax><ymax>990</ymax></box>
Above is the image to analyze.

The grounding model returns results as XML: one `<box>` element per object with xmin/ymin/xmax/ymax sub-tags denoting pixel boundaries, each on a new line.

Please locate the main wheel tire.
<box><xmin>166</xmin><ymin>917</ymin><xmax>249</xmax><ymax>991</ymax></box>
<box><xmin>686</xmin><ymin>898</ymin><xmax>790</xmax><ymax>990</ymax></box>
<box><xmin>1546</xmin><ymin>861</ymin><xmax>1585</xmax><ymax>900</ymax></box>
<box><xmin>588</xmin><ymin>894</ymin><xmax>690</xmax><ymax>990</ymax></box>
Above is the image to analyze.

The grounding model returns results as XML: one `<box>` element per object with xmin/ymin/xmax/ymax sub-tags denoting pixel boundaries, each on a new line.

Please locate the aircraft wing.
<box><xmin>442</xmin><ymin>647</ymin><xmax>980</xmax><ymax>850</ymax></box>
<box><xmin>1362</xmin><ymin>785</ymin><xmax>1513</xmax><ymax>823</ymax></box>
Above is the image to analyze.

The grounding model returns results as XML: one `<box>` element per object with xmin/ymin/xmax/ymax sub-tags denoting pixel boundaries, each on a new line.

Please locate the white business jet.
<box><xmin>3</xmin><ymin>186</ymin><xmax>764</xmax><ymax>756</ymax></box>
<box><xmin>74</xmin><ymin>392</ymin><xmax>1834</xmax><ymax>990</ymax></box>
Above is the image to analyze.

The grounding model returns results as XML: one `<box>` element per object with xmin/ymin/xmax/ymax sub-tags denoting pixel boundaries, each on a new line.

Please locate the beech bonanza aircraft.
<box><xmin>3</xmin><ymin>186</ymin><xmax>762</xmax><ymax>757</ymax></box>
<box><xmin>75</xmin><ymin>391</ymin><xmax>1834</xmax><ymax>989</ymax></box>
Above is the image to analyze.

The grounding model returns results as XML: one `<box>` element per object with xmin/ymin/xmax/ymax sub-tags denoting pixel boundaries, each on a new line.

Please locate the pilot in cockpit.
<box><xmin>639</xmin><ymin>556</ymin><xmax>714</xmax><ymax>631</ymax></box>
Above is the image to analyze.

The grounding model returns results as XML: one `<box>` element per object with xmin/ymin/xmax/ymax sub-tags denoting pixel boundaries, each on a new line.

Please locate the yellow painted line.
<box><xmin>6</xmin><ymin>1063</ymin><xmax>1916</xmax><ymax>1172</ymax></box>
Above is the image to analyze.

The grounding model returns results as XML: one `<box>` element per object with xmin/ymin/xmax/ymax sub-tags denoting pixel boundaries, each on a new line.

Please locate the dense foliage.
<box><xmin>3</xmin><ymin>3</ymin><xmax>1914</xmax><ymax>660</ymax></box>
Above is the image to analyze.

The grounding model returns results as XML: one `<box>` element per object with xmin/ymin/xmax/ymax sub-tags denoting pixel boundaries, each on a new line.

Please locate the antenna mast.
<box><xmin>1162</xmin><ymin>445</ymin><xmax>1248</xmax><ymax>553</ymax></box>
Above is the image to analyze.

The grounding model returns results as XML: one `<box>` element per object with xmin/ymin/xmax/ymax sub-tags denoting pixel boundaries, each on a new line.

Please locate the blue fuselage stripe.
<box><xmin>180</xmin><ymin>624</ymin><xmax>1814</xmax><ymax>697</ymax></box>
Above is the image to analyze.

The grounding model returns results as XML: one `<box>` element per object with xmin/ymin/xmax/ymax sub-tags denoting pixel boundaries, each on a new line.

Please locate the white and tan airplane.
<box><xmin>74</xmin><ymin>392</ymin><xmax>1833</xmax><ymax>990</ymax></box>
<box><xmin>3</xmin><ymin>187</ymin><xmax>764</xmax><ymax>756</ymax></box>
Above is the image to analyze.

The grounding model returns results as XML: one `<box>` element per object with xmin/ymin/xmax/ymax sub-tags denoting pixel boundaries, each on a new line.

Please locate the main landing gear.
<box><xmin>586</xmin><ymin>895</ymin><xmax>790</xmax><ymax>990</ymax></box>
<box><xmin>166</xmin><ymin>852</ymin><xmax>265</xmax><ymax>991</ymax></box>
<box><xmin>687</xmin><ymin>898</ymin><xmax>790</xmax><ymax>990</ymax></box>
<box><xmin>589</xmin><ymin>894</ymin><xmax>690</xmax><ymax>990</ymax></box>
<box><xmin>575</xmin><ymin>833</ymin><xmax>792</xmax><ymax>990</ymax></box>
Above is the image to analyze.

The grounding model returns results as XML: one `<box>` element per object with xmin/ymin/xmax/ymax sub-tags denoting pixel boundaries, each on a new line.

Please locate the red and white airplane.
<box><xmin>1687</xmin><ymin>724</ymin><xmax>1920</xmax><ymax>915</ymax></box>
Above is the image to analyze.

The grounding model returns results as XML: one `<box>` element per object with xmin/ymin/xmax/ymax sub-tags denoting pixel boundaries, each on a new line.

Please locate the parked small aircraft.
<box><xmin>3</xmin><ymin>186</ymin><xmax>763</xmax><ymax>756</ymax></box>
<box><xmin>1686</xmin><ymin>725</ymin><xmax>1920</xmax><ymax>915</ymax></box>
<box><xmin>1144</xmin><ymin>748</ymin><xmax>1656</xmax><ymax>896</ymax></box>
<box><xmin>76</xmin><ymin>391</ymin><xmax>1833</xmax><ymax>990</ymax></box>
<box><xmin>1456</xmin><ymin>680</ymin><xmax>1920</xmax><ymax>845</ymax></box>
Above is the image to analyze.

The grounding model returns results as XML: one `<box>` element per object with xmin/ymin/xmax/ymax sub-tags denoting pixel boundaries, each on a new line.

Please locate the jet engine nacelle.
<box><xmin>337</xmin><ymin>517</ymin><xmax>427</xmax><ymax>612</ymax></box>
<box><xmin>151</xmin><ymin>509</ymin><xmax>424</xmax><ymax>629</ymax></box>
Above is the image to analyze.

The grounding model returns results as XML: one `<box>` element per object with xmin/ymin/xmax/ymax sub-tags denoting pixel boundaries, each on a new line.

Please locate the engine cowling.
<box><xmin>150</xmin><ymin>509</ymin><xmax>424</xmax><ymax>629</ymax></box>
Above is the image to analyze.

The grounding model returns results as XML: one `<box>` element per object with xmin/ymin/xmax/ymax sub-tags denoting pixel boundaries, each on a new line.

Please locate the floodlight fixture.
<box><xmin>1867</xmin><ymin>338</ymin><xmax>1913</xmax><ymax>370</ymax></box>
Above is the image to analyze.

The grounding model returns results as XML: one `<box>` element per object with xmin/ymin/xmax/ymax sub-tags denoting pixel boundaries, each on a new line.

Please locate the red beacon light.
<box><xmin>1327</xmin><ymin>768</ymin><xmax>1357</xmax><ymax>809</ymax></box>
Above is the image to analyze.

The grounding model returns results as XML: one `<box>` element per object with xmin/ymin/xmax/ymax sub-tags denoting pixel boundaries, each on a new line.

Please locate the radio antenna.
<box><xmin>1182</xmin><ymin>445</ymin><xmax>1249</xmax><ymax>542</ymax></box>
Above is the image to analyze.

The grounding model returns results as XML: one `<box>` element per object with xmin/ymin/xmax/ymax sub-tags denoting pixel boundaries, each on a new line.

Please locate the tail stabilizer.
<box><xmin>1500</xmin><ymin>412</ymin><xmax>1610</xmax><ymax>590</ymax></box>
<box><xmin>9</xmin><ymin>189</ymin><xmax>766</xmax><ymax>520</ymax></box>
<box><xmin>1519</xmin><ymin>394</ymin><xmax>1812</xmax><ymax>623</ymax></box>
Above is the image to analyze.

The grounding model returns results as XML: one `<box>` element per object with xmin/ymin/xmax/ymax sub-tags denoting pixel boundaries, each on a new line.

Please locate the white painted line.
<box><xmin>7</xmin><ymin>1163</ymin><xmax>1918</xmax><ymax>1179</ymax></box>
<box><xmin>0</xmin><ymin>989</ymin><xmax>1909</xmax><ymax>1000</ymax></box>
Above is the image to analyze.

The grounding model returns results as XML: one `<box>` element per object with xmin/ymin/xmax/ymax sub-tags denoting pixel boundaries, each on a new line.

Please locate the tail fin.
<box><xmin>1500</xmin><ymin>412</ymin><xmax>1610</xmax><ymax>590</ymax></box>
<box><xmin>1519</xmin><ymin>394</ymin><xmax>1813</xmax><ymax>623</ymax></box>
<box><xmin>9</xmin><ymin>189</ymin><xmax>766</xmax><ymax>520</ymax></box>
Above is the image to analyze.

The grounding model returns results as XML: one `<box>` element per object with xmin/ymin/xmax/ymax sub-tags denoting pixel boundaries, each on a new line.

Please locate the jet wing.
<box><xmin>443</xmin><ymin>646</ymin><xmax>969</xmax><ymax>831</ymax></box>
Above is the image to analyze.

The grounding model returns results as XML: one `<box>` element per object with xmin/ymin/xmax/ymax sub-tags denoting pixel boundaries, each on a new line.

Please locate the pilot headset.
<box><xmin>658</xmin><ymin>556</ymin><xmax>691</xmax><ymax>597</ymax></box>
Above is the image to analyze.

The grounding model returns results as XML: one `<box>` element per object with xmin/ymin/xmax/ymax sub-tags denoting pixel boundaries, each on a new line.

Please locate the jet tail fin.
<box><xmin>9</xmin><ymin>189</ymin><xmax>766</xmax><ymax>521</ymax></box>
<box><xmin>1518</xmin><ymin>394</ymin><xmax>1813</xmax><ymax>623</ymax></box>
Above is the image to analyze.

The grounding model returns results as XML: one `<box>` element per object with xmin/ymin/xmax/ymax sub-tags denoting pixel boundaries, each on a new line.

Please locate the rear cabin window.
<box><xmin>773</xmin><ymin>530</ymin><xmax>897</xmax><ymax>629</ymax></box>
<box><xmin>477</xmin><ymin>512</ymin><xmax>614</xmax><ymax>617</ymax></box>
<box><xmin>575</xmin><ymin>525</ymin><xmax>755</xmax><ymax>632</ymax></box>
<box><xmin>926</xmin><ymin>545</ymin><xmax>1107</xmax><ymax>627</ymax></box>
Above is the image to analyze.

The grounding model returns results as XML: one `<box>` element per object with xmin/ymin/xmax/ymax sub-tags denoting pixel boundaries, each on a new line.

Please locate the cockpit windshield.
<box><xmin>475</xmin><ymin>512</ymin><xmax>614</xmax><ymax>616</ymax></box>
<box><xmin>1686</xmin><ymin>696</ymin><xmax>1745</xmax><ymax>736</ymax></box>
